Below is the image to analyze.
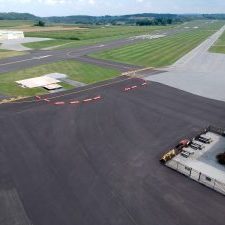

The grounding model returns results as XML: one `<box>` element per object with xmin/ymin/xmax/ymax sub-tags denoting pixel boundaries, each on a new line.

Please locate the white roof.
<box><xmin>16</xmin><ymin>76</ymin><xmax>60</xmax><ymax>88</ymax></box>
<box><xmin>43</xmin><ymin>73</ymin><xmax>67</xmax><ymax>79</ymax></box>
<box><xmin>44</xmin><ymin>84</ymin><xmax>62</xmax><ymax>90</ymax></box>
<box><xmin>0</xmin><ymin>30</ymin><xmax>23</xmax><ymax>34</ymax></box>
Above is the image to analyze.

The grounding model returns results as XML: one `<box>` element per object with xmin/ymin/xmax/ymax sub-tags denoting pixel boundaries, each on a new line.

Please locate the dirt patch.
<box><xmin>10</xmin><ymin>26</ymin><xmax>88</xmax><ymax>33</ymax></box>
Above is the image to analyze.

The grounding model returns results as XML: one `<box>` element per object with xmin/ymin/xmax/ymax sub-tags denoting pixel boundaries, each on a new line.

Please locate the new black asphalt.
<box><xmin>0</xmin><ymin>78</ymin><xmax>225</xmax><ymax>225</ymax></box>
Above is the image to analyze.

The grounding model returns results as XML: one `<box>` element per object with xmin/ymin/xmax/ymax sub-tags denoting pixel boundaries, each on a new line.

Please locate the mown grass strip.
<box><xmin>0</xmin><ymin>50</ymin><xmax>26</xmax><ymax>60</ymax></box>
<box><xmin>90</xmin><ymin>29</ymin><xmax>217</xmax><ymax>67</ymax></box>
<box><xmin>210</xmin><ymin>29</ymin><xmax>225</xmax><ymax>54</ymax></box>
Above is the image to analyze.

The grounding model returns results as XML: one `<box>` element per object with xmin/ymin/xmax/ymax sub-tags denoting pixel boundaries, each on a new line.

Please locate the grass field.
<box><xmin>179</xmin><ymin>20</ymin><xmax>225</xmax><ymax>31</ymax></box>
<box><xmin>0</xmin><ymin>49</ymin><xmax>26</xmax><ymax>60</ymax></box>
<box><xmin>210</xmin><ymin>30</ymin><xmax>225</xmax><ymax>54</ymax></box>
<box><xmin>90</xmin><ymin>27</ymin><xmax>223</xmax><ymax>68</ymax></box>
<box><xmin>25</xmin><ymin>25</ymin><xmax>171</xmax><ymax>40</ymax></box>
<box><xmin>0</xmin><ymin>20</ymin><xmax>33</xmax><ymax>28</ymax></box>
<box><xmin>0</xmin><ymin>60</ymin><xmax>120</xmax><ymax>97</ymax></box>
<box><xmin>23</xmin><ymin>39</ymin><xmax>73</xmax><ymax>49</ymax></box>
<box><xmin>23</xmin><ymin>21</ymin><xmax>225</xmax><ymax>51</ymax></box>
<box><xmin>23</xmin><ymin>25</ymin><xmax>172</xmax><ymax>50</ymax></box>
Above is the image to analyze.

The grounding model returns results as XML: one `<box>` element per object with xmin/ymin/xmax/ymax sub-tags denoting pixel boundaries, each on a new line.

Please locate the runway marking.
<box><xmin>83</xmin><ymin>98</ymin><xmax>93</xmax><ymax>103</ymax></box>
<box><xmin>52</xmin><ymin>95</ymin><xmax>102</xmax><ymax>106</ymax></box>
<box><xmin>35</xmin><ymin>94</ymin><xmax>103</xmax><ymax>107</ymax></box>
<box><xmin>123</xmin><ymin>82</ymin><xmax>147</xmax><ymax>92</ymax></box>
<box><xmin>44</xmin><ymin>99</ymin><xmax>51</xmax><ymax>102</ymax></box>
<box><xmin>0</xmin><ymin>55</ymin><xmax>52</xmax><ymax>66</ymax></box>
<box><xmin>2</xmin><ymin>75</ymin><xmax>148</xmax><ymax>105</ymax></box>
<box><xmin>93</xmin><ymin>96</ymin><xmax>101</xmax><ymax>100</ymax></box>
<box><xmin>67</xmin><ymin>45</ymin><xmax>106</xmax><ymax>57</ymax></box>
<box><xmin>70</xmin><ymin>100</ymin><xmax>80</xmax><ymax>105</ymax></box>
<box><xmin>33</xmin><ymin>55</ymin><xmax>52</xmax><ymax>60</ymax></box>
<box><xmin>97</xmin><ymin>45</ymin><xmax>105</xmax><ymax>48</ymax></box>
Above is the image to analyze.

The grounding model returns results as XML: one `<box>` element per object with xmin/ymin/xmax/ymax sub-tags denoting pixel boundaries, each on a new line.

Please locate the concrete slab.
<box><xmin>43</xmin><ymin>73</ymin><xmax>68</xmax><ymax>80</ymax></box>
<box><xmin>0</xmin><ymin>37</ymin><xmax>52</xmax><ymax>51</ymax></box>
<box><xmin>148</xmin><ymin>70</ymin><xmax>225</xmax><ymax>102</ymax></box>
<box><xmin>61</xmin><ymin>78</ymin><xmax>86</xmax><ymax>87</ymax></box>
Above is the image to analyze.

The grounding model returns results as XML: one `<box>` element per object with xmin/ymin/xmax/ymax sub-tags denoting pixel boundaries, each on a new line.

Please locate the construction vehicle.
<box><xmin>160</xmin><ymin>149</ymin><xmax>176</xmax><ymax>164</ymax></box>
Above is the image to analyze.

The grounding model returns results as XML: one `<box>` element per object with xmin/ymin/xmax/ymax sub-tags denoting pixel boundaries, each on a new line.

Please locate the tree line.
<box><xmin>136</xmin><ymin>18</ymin><xmax>182</xmax><ymax>26</ymax></box>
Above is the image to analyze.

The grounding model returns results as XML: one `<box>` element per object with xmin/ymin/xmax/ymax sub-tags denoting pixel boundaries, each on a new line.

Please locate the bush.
<box><xmin>216</xmin><ymin>152</ymin><xmax>225</xmax><ymax>165</ymax></box>
<box><xmin>69</xmin><ymin>37</ymin><xmax>80</xmax><ymax>40</ymax></box>
<box><xmin>34</xmin><ymin>20</ymin><xmax>45</xmax><ymax>27</ymax></box>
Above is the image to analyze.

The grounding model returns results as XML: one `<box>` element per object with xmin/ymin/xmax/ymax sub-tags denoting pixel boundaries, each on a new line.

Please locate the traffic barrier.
<box><xmin>35</xmin><ymin>96</ymin><xmax>41</xmax><ymax>100</ymax></box>
<box><xmin>93</xmin><ymin>96</ymin><xmax>101</xmax><ymax>100</ymax></box>
<box><xmin>70</xmin><ymin>100</ymin><xmax>80</xmax><ymax>104</ymax></box>
<box><xmin>123</xmin><ymin>82</ymin><xmax>147</xmax><ymax>92</ymax></box>
<box><xmin>54</xmin><ymin>102</ymin><xmax>65</xmax><ymax>105</ymax></box>
<box><xmin>124</xmin><ymin>87</ymin><xmax>131</xmax><ymax>91</ymax></box>
<box><xmin>42</xmin><ymin>94</ymin><xmax>102</xmax><ymax>106</ymax></box>
<box><xmin>44</xmin><ymin>98</ymin><xmax>51</xmax><ymax>102</ymax></box>
<box><xmin>83</xmin><ymin>98</ymin><xmax>93</xmax><ymax>103</ymax></box>
<box><xmin>131</xmin><ymin>85</ymin><xmax>138</xmax><ymax>89</ymax></box>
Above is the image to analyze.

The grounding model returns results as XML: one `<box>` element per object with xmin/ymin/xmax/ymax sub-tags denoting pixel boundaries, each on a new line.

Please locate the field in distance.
<box><xmin>0</xmin><ymin>20</ymin><xmax>34</xmax><ymax>28</ymax></box>
<box><xmin>23</xmin><ymin>25</ymin><xmax>172</xmax><ymax>50</ymax></box>
<box><xmin>0</xmin><ymin>49</ymin><xmax>26</xmax><ymax>60</ymax></box>
<box><xmin>90</xmin><ymin>21</ymin><xmax>225</xmax><ymax>68</ymax></box>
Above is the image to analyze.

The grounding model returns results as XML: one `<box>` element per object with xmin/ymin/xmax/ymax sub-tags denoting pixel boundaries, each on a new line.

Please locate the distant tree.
<box><xmin>216</xmin><ymin>152</ymin><xmax>225</xmax><ymax>165</ymax></box>
<box><xmin>136</xmin><ymin>17</ymin><xmax>179</xmax><ymax>26</ymax></box>
<box><xmin>167</xmin><ymin>18</ymin><xmax>173</xmax><ymax>24</ymax></box>
<box><xmin>35</xmin><ymin>20</ymin><xmax>45</xmax><ymax>27</ymax></box>
<box><xmin>136</xmin><ymin>19</ymin><xmax>153</xmax><ymax>26</ymax></box>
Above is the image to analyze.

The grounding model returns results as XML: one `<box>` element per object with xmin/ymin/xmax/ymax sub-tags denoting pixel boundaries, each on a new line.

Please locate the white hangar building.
<box><xmin>0</xmin><ymin>30</ymin><xmax>24</xmax><ymax>40</ymax></box>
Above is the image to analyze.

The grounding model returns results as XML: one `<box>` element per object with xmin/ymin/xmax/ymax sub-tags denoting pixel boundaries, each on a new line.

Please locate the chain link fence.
<box><xmin>166</xmin><ymin>160</ymin><xmax>225</xmax><ymax>196</ymax></box>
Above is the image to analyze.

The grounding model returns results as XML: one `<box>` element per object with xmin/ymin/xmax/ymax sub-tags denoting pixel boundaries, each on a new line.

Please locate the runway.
<box><xmin>0</xmin><ymin>24</ymin><xmax>209</xmax><ymax>74</ymax></box>
<box><xmin>0</xmin><ymin>78</ymin><xmax>225</xmax><ymax>225</ymax></box>
<box><xmin>0</xmin><ymin>37</ymin><xmax>146</xmax><ymax>73</ymax></box>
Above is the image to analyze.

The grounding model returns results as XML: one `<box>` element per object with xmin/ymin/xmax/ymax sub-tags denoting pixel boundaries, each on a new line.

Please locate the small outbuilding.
<box><xmin>16</xmin><ymin>76</ymin><xmax>61</xmax><ymax>89</ymax></box>
<box><xmin>0</xmin><ymin>30</ymin><xmax>24</xmax><ymax>40</ymax></box>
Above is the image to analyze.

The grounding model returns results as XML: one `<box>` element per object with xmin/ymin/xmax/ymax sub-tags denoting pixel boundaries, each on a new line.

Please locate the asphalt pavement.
<box><xmin>0</xmin><ymin>37</ymin><xmax>145</xmax><ymax>73</ymax></box>
<box><xmin>0</xmin><ymin>22</ymin><xmax>225</xmax><ymax>225</ymax></box>
<box><xmin>0</xmin><ymin>78</ymin><xmax>225</xmax><ymax>225</ymax></box>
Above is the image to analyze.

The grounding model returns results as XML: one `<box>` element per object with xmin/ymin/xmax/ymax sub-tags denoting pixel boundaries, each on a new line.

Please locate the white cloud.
<box><xmin>38</xmin><ymin>0</ymin><xmax>72</xmax><ymax>5</ymax></box>
<box><xmin>1</xmin><ymin>0</ymin><xmax>225</xmax><ymax>16</ymax></box>
<box><xmin>88</xmin><ymin>0</ymin><xmax>95</xmax><ymax>5</ymax></box>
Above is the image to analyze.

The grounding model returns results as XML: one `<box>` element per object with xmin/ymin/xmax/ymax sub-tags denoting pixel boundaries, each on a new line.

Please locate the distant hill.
<box><xmin>43</xmin><ymin>13</ymin><xmax>182</xmax><ymax>25</ymax></box>
<box><xmin>0</xmin><ymin>12</ymin><xmax>225</xmax><ymax>25</ymax></box>
<box><xmin>0</xmin><ymin>12</ymin><xmax>39</xmax><ymax>21</ymax></box>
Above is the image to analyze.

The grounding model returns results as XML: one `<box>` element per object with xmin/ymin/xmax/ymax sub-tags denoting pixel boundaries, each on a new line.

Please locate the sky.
<box><xmin>0</xmin><ymin>0</ymin><xmax>225</xmax><ymax>17</ymax></box>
